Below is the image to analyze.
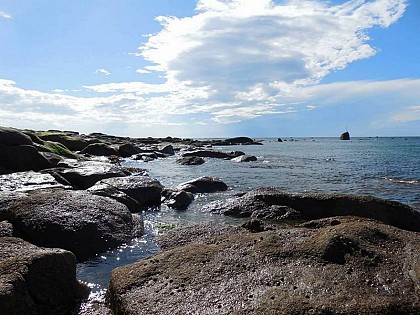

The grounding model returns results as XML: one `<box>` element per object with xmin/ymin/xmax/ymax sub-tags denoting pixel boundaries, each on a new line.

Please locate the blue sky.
<box><xmin>0</xmin><ymin>0</ymin><xmax>419</xmax><ymax>137</ymax></box>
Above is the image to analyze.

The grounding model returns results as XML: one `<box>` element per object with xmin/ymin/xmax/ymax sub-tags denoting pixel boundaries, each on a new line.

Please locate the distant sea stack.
<box><xmin>340</xmin><ymin>131</ymin><xmax>350</xmax><ymax>140</ymax></box>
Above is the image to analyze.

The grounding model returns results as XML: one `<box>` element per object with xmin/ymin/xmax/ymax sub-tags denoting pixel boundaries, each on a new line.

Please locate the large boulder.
<box><xmin>177</xmin><ymin>176</ymin><xmax>228</xmax><ymax>193</ymax></box>
<box><xmin>118</xmin><ymin>143</ymin><xmax>141</xmax><ymax>158</ymax></box>
<box><xmin>51</xmin><ymin>161</ymin><xmax>131</xmax><ymax>189</ymax></box>
<box><xmin>97</xmin><ymin>175</ymin><xmax>163</xmax><ymax>209</ymax></box>
<box><xmin>108</xmin><ymin>219</ymin><xmax>420</xmax><ymax>315</ymax></box>
<box><xmin>0</xmin><ymin>237</ymin><xmax>88</xmax><ymax>315</ymax></box>
<box><xmin>161</xmin><ymin>189</ymin><xmax>194</xmax><ymax>210</ymax></box>
<box><xmin>0</xmin><ymin>127</ymin><xmax>33</xmax><ymax>146</ymax></box>
<box><xmin>182</xmin><ymin>150</ymin><xmax>244</xmax><ymax>159</ymax></box>
<box><xmin>0</xmin><ymin>189</ymin><xmax>141</xmax><ymax>261</ymax></box>
<box><xmin>81</xmin><ymin>143</ymin><xmax>119</xmax><ymax>156</ymax></box>
<box><xmin>0</xmin><ymin>143</ymin><xmax>52</xmax><ymax>173</ymax></box>
<box><xmin>203</xmin><ymin>187</ymin><xmax>420</xmax><ymax>232</ymax></box>
<box><xmin>340</xmin><ymin>131</ymin><xmax>350</xmax><ymax>140</ymax></box>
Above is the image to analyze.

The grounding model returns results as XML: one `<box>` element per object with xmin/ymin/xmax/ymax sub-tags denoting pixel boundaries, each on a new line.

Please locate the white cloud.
<box><xmin>136</xmin><ymin>68</ymin><xmax>151</xmax><ymax>74</ymax></box>
<box><xmin>0</xmin><ymin>11</ymin><xmax>12</xmax><ymax>19</ymax></box>
<box><xmin>95</xmin><ymin>69</ymin><xmax>111</xmax><ymax>76</ymax></box>
<box><xmin>1</xmin><ymin>0</ymin><xmax>417</xmax><ymax>137</ymax></box>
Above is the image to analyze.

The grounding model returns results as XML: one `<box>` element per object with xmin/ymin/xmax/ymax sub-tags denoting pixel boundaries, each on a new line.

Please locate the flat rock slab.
<box><xmin>182</xmin><ymin>150</ymin><xmax>244</xmax><ymax>159</ymax></box>
<box><xmin>0</xmin><ymin>189</ymin><xmax>140</xmax><ymax>261</ymax></box>
<box><xmin>53</xmin><ymin>160</ymin><xmax>131</xmax><ymax>189</ymax></box>
<box><xmin>202</xmin><ymin>187</ymin><xmax>420</xmax><ymax>232</ymax></box>
<box><xmin>0</xmin><ymin>171</ymin><xmax>69</xmax><ymax>192</ymax></box>
<box><xmin>0</xmin><ymin>237</ymin><xmax>87</xmax><ymax>315</ymax></box>
<box><xmin>108</xmin><ymin>218</ymin><xmax>420</xmax><ymax>315</ymax></box>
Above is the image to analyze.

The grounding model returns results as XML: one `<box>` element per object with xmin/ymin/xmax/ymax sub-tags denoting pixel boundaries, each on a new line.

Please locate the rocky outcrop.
<box><xmin>0</xmin><ymin>189</ymin><xmax>141</xmax><ymax>261</ymax></box>
<box><xmin>161</xmin><ymin>189</ymin><xmax>194</xmax><ymax>210</ymax></box>
<box><xmin>219</xmin><ymin>137</ymin><xmax>263</xmax><ymax>145</ymax></box>
<box><xmin>0</xmin><ymin>237</ymin><xmax>88</xmax><ymax>315</ymax></box>
<box><xmin>177</xmin><ymin>176</ymin><xmax>228</xmax><ymax>194</ymax></box>
<box><xmin>96</xmin><ymin>175</ymin><xmax>163</xmax><ymax>209</ymax></box>
<box><xmin>176</xmin><ymin>156</ymin><xmax>205</xmax><ymax>165</ymax></box>
<box><xmin>182</xmin><ymin>150</ymin><xmax>244</xmax><ymax>159</ymax></box>
<box><xmin>36</xmin><ymin>131</ymin><xmax>91</xmax><ymax>151</ymax></box>
<box><xmin>202</xmin><ymin>187</ymin><xmax>420</xmax><ymax>232</ymax></box>
<box><xmin>108</xmin><ymin>219</ymin><xmax>420</xmax><ymax>315</ymax></box>
<box><xmin>81</xmin><ymin>143</ymin><xmax>119</xmax><ymax>156</ymax></box>
<box><xmin>340</xmin><ymin>131</ymin><xmax>350</xmax><ymax>140</ymax></box>
<box><xmin>0</xmin><ymin>127</ymin><xmax>33</xmax><ymax>146</ymax></box>
<box><xmin>0</xmin><ymin>143</ymin><xmax>52</xmax><ymax>174</ymax></box>
<box><xmin>231</xmin><ymin>155</ymin><xmax>257</xmax><ymax>162</ymax></box>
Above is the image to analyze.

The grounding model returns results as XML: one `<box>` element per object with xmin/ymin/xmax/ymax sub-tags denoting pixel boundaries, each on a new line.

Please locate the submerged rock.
<box><xmin>182</xmin><ymin>150</ymin><xmax>244</xmax><ymax>159</ymax></box>
<box><xmin>0</xmin><ymin>189</ymin><xmax>141</xmax><ymax>261</ymax></box>
<box><xmin>177</xmin><ymin>176</ymin><xmax>228</xmax><ymax>194</ymax></box>
<box><xmin>203</xmin><ymin>187</ymin><xmax>420</xmax><ymax>232</ymax></box>
<box><xmin>231</xmin><ymin>154</ymin><xmax>257</xmax><ymax>162</ymax></box>
<box><xmin>0</xmin><ymin>237</ymin><xmax>88</xmax><ymax>315</ymax></box>
<box><xmin>108</xmin><ymin>219</ymin><xmax>420</xmax><ymax>315</ymax></box>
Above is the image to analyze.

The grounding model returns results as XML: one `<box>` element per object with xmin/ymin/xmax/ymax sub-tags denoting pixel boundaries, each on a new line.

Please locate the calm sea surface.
<box><xmin>77</xmin><ymin>137</ymin><xmax>420</xmax><ymax>294</ymax></box>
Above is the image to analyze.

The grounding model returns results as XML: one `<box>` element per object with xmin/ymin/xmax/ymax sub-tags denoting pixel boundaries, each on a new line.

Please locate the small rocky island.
<box><xmin>340</xmin><ymin>131</ymin><xmax>350</xmax><ymax>140</ymax></box>
<box><xmin>1</xmin><ymin>126</ymin><xmax>419</xmax><ymax>315</ymax></box>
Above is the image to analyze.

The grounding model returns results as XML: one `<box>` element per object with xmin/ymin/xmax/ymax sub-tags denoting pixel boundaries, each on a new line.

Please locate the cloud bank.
<box><xmin>1</xmin><ymin>0</ymin><xmax>417</xmax><ymax>137</ymax></box>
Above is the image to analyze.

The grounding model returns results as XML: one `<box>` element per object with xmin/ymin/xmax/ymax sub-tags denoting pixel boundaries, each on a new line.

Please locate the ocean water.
<box><xmin>76</xmin><ymin>137</ymin><xmax>420</xmax><ymax>296</ymax></box>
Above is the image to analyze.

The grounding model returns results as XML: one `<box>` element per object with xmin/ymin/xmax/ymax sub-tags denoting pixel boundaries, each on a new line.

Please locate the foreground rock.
<box><xmin>0</xmin><ymin>237</ymin><xmax>88</xmax><ymax>315</ymax></box>
<box><xmin>203</xmin><ymin>187</ymin><xmax>420</xmax><ymax>232</ymax></box>
<box><xmin>0</xmin><ymin>189</ymin><xmax>142</xmax><ymax>261</ymax></box>
<box><xmin>177</xmin><ymin>176</ymin><xmax>228</xmax><ymax>193</ymax></box>
<box><xmin>108</xmin><ymin>219</ymin><xmax>420</xmax><ymax>314</ymax></box>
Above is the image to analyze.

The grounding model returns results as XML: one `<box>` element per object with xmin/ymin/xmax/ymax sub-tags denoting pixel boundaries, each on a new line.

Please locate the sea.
<box><xmin>76</xmin><ymin>137</ymin><xmax>420</xmax><ymax>303</ymax></box>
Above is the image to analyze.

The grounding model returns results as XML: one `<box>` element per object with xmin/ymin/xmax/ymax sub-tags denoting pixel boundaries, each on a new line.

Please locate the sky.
<box><xmin>0</xmin><ymin>0</ymin><xmax>419</xmax><ymax>138</ymax></box>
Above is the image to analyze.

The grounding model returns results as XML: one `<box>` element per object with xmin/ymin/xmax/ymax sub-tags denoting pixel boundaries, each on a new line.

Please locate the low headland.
<box><xmin>0</xmin><ymin>126</ymin><xmax>419</xmax><ymax>315</ymax></box>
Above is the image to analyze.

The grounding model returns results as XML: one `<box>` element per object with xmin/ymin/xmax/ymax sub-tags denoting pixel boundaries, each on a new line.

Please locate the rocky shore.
<box><xmin>1</xmin><ymin>126</ymin><xmax>419</xmax><ymax>314</ymax></box>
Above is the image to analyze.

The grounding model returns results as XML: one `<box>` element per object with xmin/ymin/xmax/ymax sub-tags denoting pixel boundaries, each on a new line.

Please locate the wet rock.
<box><xmin>88</xmin><ymin>182</ymin><xmax>141</xmax><ymax>213</ymax></box>
<box><xmin>108</xmin><ymin>219</ymin><xmax>420</xmax><ymax>315</ymax></box>
<box><xmin>241</xmin><ymin>219</ymin><xmax>272</xmax><ymax>233</ymax></box>
<box><xmin>98</xmin><ymin>175</ymin><xmax>163</xmax><ymax>209</ymax></box>
<box><xmin>203</xmin><ymin>187</ymin><xmax>420</xmax><ymax>232</ymax></box>
<box><xmin>231</xmin><ymin>154</ymin><xmax>257</xmax><ymax>162</ymax></box>
<box><xmin>0</xmin><ymin>127</ymin><xmax>33</xmax><ymax>146</ymax></box>
<box><xmin>0</xmin><ymin>237</ymin><xmax>88</xmax><ymax>315</ymax></box>
<box><xmin>0</xmin><ymin>171</ymin><xmax>69</xmax><ymax>192</ymax></box>
<box><xmin>182</xmin><ymin>150</ymin><xmax>244</xmax><ymax>159</ymax></box>
<box><xmin>0</xmin><ymin>189</ymin><xmax>140</xmax><ymax>261</ymax></box>
<box><xmin>81</xmin><ymin>143</ymin><xmax>119</xmax><ymax>156</ymax></box>
<box><xmin>52</xmin><ymin>160</ymin><xmax>131</xmax><ymax>189</ymax></box>
<box><xmin>176</xmin><ymin>156</ymin><xmax>205</xmax><ymax>165</ymax></box>
<box><xmin>177</xmin><ymin>176</ymin><xmax>228</xmax><ymax>193</ymax></box>
<box><xmin>0</xmin><ymin>144</ymin><xmax>52</xmax><ymax>173</ymax></box>
<box><xmin>162</xmin><ymin>189</ymin><xmax>194</xmax><ymax>210</ymax></box>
